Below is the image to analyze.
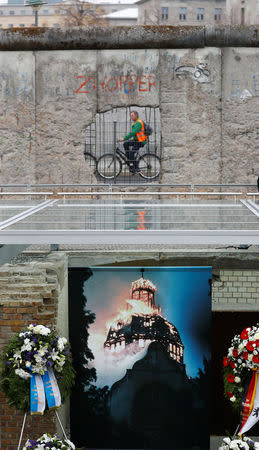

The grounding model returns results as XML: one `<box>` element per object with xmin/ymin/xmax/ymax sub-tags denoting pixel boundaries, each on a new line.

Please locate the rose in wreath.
<box><xmin>0</xmin><ymin>324</ymin><xmax>75</xmax><ymax>412</ymax></box>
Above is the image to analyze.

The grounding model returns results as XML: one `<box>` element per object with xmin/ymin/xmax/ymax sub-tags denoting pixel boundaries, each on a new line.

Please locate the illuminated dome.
<box><xmin>104</xmin><ymin>275</ymin><xmax>185</xmax><ymax>366</ymax></box>
<box><xmin>131</xmin><ymin>278</ymin><xmax>157</xmax><ymax>294</ymax></box>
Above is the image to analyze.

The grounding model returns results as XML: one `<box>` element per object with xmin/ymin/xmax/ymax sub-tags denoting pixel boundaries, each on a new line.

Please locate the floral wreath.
<box><xmin>0</xmin><ymin>324</ymin><xmax>75</xmax><ymax>411</ymax></box>
<box><xmin>223</xmin><ymin>325</ymin><xmax>259</xmax><ymax>409</ymax></box>
<box><xmin>219</xmin><ymin>436</ymin><xmax>259</xmax><ymax>450</ymax></box>
<box><xmin>23</xmin><ymin>433</ymin><xmax>75</xmax><ymax>449</ymax></box>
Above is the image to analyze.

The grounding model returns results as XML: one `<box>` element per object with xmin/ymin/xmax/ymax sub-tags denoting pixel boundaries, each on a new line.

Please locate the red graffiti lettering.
<box><xmin>107</xmin><ymin>77</ymin><xmax>119</xmax><ymax>93</ymax></box>
<box><xmin>75</xmin><ymin>74</ymin><xmax>156</xmax><ymax>95</ymax></box>
<box><xmin>75</xmin><ymin>76</ymin><xmax>93</xmax><ymax>94</ymax></box>
<box><xmin>139</xmin><ymin>75</ymin><xmax>148</xmax><ymax>92</ymax></box>
<box><xmin>100</xmin><ymin>77</ymin><xmax>106</xmax><ymax>93</ymax></box>
<box><xmin>148</xmin><ymin>74</ymin><xmax>156</xmax><ymax>91</ymax></box>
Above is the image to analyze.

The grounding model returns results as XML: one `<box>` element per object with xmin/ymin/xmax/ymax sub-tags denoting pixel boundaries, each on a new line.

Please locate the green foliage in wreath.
<box><xmin>0</xmin><ymin>324</ymin><xmax>75</xmax><ymax>412</ymax></box>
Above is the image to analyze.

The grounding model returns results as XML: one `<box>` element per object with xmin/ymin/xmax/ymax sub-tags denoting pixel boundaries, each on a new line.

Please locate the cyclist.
<box><xmin>120</xmin><ymin>111</ymin><xmax>147</xmax><ymax>174</ymax></box>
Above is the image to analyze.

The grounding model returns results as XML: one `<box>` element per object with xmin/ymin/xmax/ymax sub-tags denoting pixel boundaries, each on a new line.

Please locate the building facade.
<box><xmin>0</xmin><ymin>0</ymin><xmax>138</xmax><ymax>28</ymax></box>
<box><xmin>137</xmin><ymin>0</ymin><xmax>228</xmax><ymax>25</ymax></box>
<box><xmin>227</xmin><ymin>0</ymin><xmax>259</xmax><ymax>25</ymax></box>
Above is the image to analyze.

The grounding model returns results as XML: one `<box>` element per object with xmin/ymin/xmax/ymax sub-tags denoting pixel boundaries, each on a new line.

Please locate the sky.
<box><xmin>83</xmin><ymin>266</ymin><xmax>211</xmax><ymax>386</ymax></box>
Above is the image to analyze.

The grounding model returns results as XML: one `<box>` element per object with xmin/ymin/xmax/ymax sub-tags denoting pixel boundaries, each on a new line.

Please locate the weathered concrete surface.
<box><xmin>160</xmin><ymin>47</ymin><xmax>222</xmax><ymax>184</ymax></box>
<box><xmin>35</xmin><ymin>51</ymin><xmax>97</xmax><ymax>184</ymax></box>
<box><xmin>221</xmin><ymin>48</ymin><xmax>259</xmax><ymax>183</ymax></box>
<box><xmin>0</xmin><ymin>40</ymin><xmax>259</xmax><ymax>185</ymax></box>
<box><xmin>0</xmin><ymin>52</ymin><xmax>35</xmax><ymax>184</ymax></box>
<box><xmin>1</xmin><ymin>26</ymin><xmax>259</xmax><ymax>51</ymax></box>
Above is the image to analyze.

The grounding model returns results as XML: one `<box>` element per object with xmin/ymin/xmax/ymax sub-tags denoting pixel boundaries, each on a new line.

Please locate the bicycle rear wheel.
<box><xmin>138</xmin><ymin>154</ymin><xmax>160</xmax><ymax>179</ymax></box>
<box><xmin>96</xmin><ymin>153</ymin><xmax>122</xmax><ymax>179</ymax></box>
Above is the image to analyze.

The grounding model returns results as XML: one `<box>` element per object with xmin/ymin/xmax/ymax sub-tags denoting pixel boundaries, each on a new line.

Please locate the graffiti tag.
<box><xmin>75</xmin><ymin>74</ymin><xmax>156</xmax><ymax>94</ymax></box>
<box><xmin>230</xmin><ymin>74</ymin><xmax>259</xmax><ymax>99</ymax></box>
<box><xmin>175</xmin><ymin>63</ymin><xmax>210</xmax><ymax>83</ymax></box>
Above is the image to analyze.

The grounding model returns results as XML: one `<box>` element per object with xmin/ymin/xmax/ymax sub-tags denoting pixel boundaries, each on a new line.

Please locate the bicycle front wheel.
<box><xmin>96</xmin><ymin>153</ymin><xmax>122</xmax><ymax>179</ymax></box>
<box><xmin>138</xmin><ymin>154</ymin><xmax>161</xmax><ymax>179</ymax></box>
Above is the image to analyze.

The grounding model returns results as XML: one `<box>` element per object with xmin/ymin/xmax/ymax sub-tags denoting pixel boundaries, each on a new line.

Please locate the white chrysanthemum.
<box><xmin>230</xmin><ymin>395</ymin><xmax>236</xmax><ymax>402</ymax></box>
<box><xmin>223</xmin><ymin>437</ymin><xmax>231</xmax><ymax>444</ymax></box>
<box><xmin>25</xmin><ymin>361</ymin><xmax>31</xmax><ymax>368</ymax></box>
<box><xmin>234</xmin><ymin>377</ymin><xmax>241</xmax><ymax>383</ymax></box>
<box><xmin>58</xmin><ymin>338</ymin><xmax>65</xmax><ymax>352</ymax></box>
<box><xmin>33</xmin><ymin>325</ymin><xmax>50</xmax><ymax>336</ymax></box>
<box><xmin>15</xmin><ymin>368</ymin><xmax>32</xmax><ymax>380</ymax></box>
<box><xmin>254</xmin><ymin>442</ymin><xmax>259</xmax><ymax>449</ymax></box>
<box><xmin>248</xmin><ymin>354</ymin><xmax>254</xmax><ymax>361</ymax></box>
<box><xmin>34</xmin><ymin>354</ymin><xmax>43</xmax><ymax>363</ymax></box>
<box><xmin>62</xmin><ymin>337</ymin><xmax>67</xmax><ymax>345</ymax></box>
<box><xmin>21</xmin><ymin>340</ymin><xmax>32</xmax><ymax>352</ymax></box>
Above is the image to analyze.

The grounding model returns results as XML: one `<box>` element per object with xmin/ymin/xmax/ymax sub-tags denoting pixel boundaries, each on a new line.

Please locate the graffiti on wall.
<box><xmin>175</xmin><ymin>63</ymin><xmax>211</xmax><ymax>83</ymax></box>
<box><xmin>230</xmin><ymin>75</ymin><xmax>259</xmax><ymax>99</ymax></box>
<box><xmin>75</xmin><ymin>74</ymin><xmax>156</xmax><ymax>95</ymax></box>
<box><xmin>0</xmin><ymin>72</ymin><xmax>32</xmax><ymax>97</ymax></box>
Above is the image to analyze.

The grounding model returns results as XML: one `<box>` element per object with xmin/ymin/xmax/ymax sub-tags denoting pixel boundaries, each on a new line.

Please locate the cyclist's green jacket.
<box><xmin>123</xmin><ymin>120</ymin><xmax>147</xmax><ymax>142</ymax></box>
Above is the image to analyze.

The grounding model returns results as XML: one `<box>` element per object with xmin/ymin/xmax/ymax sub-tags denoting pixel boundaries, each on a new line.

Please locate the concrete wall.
<box><xmin>0</xmin><ymin>40</ymin><xmax>258</xmax><ymax>185</ymax></box>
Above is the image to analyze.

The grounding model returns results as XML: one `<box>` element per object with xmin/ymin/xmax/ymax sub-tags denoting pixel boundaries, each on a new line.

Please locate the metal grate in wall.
<box><xmin>84</xmin><ymin>106</ymin><xmax>161</xmax><ymax>184</ymax></box>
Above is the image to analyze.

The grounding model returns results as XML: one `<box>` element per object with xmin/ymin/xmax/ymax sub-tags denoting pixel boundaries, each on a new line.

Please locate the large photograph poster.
<box><xmin>70</xmin><ymin>267</ymin><xmax>211</xmax><ymax>449</ymax></box>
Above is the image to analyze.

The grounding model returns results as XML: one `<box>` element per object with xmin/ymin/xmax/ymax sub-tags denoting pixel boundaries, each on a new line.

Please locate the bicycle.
<box><xmin>96</xmin><ymin>141</ymin><xmax>161</xmax><ymax>180</ymax></box>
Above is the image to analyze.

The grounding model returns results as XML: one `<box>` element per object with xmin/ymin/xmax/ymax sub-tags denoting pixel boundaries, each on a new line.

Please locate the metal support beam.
<box><xmin>1</xmin><ymin>230</ymin><xmax>259</xmax><ymax>245</ymax></box>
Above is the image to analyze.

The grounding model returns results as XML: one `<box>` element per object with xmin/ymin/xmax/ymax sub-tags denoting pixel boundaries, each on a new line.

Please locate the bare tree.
<box><xmin>143</xmin><ymin>7</ymin><xmax>162</xmax><ymax>25</ymax></box>
<box><xmin>59</xmin><ymin>0</ymin><xmax>108</xmax><ymax>27</ymax></box>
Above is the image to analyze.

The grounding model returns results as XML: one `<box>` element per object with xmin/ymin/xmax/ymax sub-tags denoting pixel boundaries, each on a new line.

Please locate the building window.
<box><xmin>9</xmin><ymin>10</ymin><xmax>15</xmax><ymax>15</ymax></box>
<box><xmin>241</xmin><ymin>7</ymin><xmax>245</xmax><ymax>24</ymax></box>
<box><xmin>19</xmin><ymin>23</ymin><xmax>25</xmax><ymax>26</ymax></box>
<box><xmin>112</xmin><ymin>9</ymin><xmax>117</xmax><ymax>13</ymax></box>
<box><xmin>197</xmin><ymin>7</ymin><xmax>204</xmax><ymax>21</ymax></box>
<box><xmin>43</xmin><ymin>9</ymin><xmax>49</xmax><ymax>13</ymax></box>
<box><xmin>53</xmin><ymin>22</ymin><xmax>60</xmax><ymax>27</ymax></box>
<box><xmin>179</xmin><ymin>7</ymin><xmax>186</xmax><ymax>20</ymax></box>
<box><xmin>214</xmin><ymin>8</ymin><xmax>221</xmax><ymax>21</ymax></box>
<box><xmin>20</xmin><ymin>9</ymin><xmax>25</xmax><ymax>14</ymax></box>
<box><xmin>0</xmin><ymin>11</ymin><xmax>3</xmax><ymax>15</ymax></box>
<box><xmin>8</xmin><ymin>23</ymin><xmax>13</xmax><ymax>27</ymax></box>
<box><xmin>161</xmin><ymin>6</ymin><xmax>169</xmax><ymax>21</ymax></box>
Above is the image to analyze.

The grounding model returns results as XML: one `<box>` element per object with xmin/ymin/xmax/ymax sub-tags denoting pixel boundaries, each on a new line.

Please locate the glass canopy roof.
<box><xmin>0</xmin><ymin>196</ymin><xmax>258</xmax><ymax>245</ymax></box>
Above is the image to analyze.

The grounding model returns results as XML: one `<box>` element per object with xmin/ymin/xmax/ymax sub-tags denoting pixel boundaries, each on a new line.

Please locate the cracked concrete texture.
<box><xmin>0</xmin><ymin>46</ymin><xmax>258</xmax><ymax>185</ymax></box>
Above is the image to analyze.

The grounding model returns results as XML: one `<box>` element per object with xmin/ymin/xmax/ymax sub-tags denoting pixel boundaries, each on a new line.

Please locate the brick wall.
<box><xmin>212</xmin><ymin>269</ymin><xmax>259</xmax><ymax>310</ymax></box>
<box><xmin>0</xmin><ymin>256</ymin><xmax>67</xmax><ymax>450</ymax></box>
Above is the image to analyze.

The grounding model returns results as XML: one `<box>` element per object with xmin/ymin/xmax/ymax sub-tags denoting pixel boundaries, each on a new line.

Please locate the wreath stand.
<box><xmin>17</xmin><ymin>409</ymin><xmax>68</xmax><ymax>450</ymax></box>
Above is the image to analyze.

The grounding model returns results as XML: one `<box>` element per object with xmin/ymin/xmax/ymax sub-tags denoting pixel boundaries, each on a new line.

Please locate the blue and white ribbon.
<box><xmin>30</xmin><ymin>374</ymin><xmax>45</xmax><ymax>415</ymax></box>
<box><xmin>43</xmin><ymin>369</ymin><xmax>61</xmax><ymax>410</ymax></box>
<box><xmin>30</xmin><ymin>369</ymin><xmax>61</xmax><ymax>415</ymax></box>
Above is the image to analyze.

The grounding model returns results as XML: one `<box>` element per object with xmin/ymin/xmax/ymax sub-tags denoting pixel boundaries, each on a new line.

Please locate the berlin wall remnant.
<box><xmin>0</xmin><ymin>26</ymin><xmax>258</xmax><ymax>185</ymax></box>
<box><xmin>0</xmin><ymin>25</ymin><xmax>259</xmax><ymax>51</ymax></box>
